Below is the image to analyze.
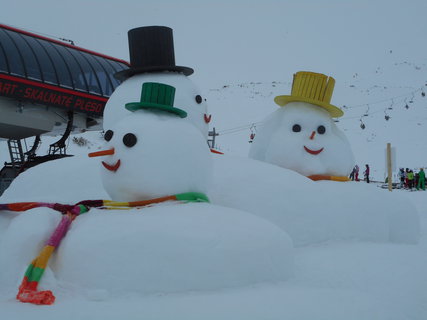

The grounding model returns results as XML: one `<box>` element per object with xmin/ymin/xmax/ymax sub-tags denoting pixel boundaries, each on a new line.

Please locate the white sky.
<box><xmin>1</xmin><ymin>0</ymin><xmax>427</xmax><ymax>174</ymax></box>
<box><xmin>2</xmin><ymin>0</ymin><xmax>427</xmax><ymax>88</ymax></box>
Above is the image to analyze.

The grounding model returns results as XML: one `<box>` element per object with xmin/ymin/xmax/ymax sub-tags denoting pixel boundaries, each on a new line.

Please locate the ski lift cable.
<box><xmin>218</xmin><ymin>125</ymin><xmax>255</xmax><ymax>135</ymax></box>
<box><xmin>338</xmin><ymin>86</ymin><xmax>423</xmax><ymax>122</ymax></box>
<box><xmin>340</xmin><ymin>108</ymin><xmax>387</xmax><ymax>120</ymax></box>
<box><xmin>218</xmin><ymin>122</ymin><xmax>260</xmax><ymax>133</ymax></box>
<box><xmin>224</xmin><ymin>130</ymin><xmax>259</xmax><ymax>137</ymax></box>
<box><xmin>344</xmin><ymin>87</ymin><xmax>423</xmax><ymax>109</ymax></box>
<box><xmin>217</xmin><ymin>121</ymin><xmax>264</xmax><ymax>135</ymax></box>
<box><xmin>215</xmin><ymin>85</ymin><xmax>425</xmax><ymax>136</ymax></box>
<box><xmin>219</xmin><ymin>126</ymin><xmax>263</xmax><ymax>136</ymax></box>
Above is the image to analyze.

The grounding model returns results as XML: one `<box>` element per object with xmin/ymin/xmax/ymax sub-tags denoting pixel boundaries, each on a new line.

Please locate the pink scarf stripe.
<box><xmin>45</xmin><ymin>215</ymin><xmax>73</xmax><ymax>247</ymax></box>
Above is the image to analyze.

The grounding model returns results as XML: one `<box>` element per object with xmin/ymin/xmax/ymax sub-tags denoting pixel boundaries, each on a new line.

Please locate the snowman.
<box><xmin>0</xmin><ymin>81</ymin><xmax>293</xmax><ymax>303</ymax></box>
<box><xmin>89</xmin><ymin>81</ymin><xmax>212</xmax><ymax>202</ymax></box>
<box><xmin>55</xmin><ymin>81</ymin><xmax>293</xmax><ymax>297</ymax></box>
<box><xmin>210</xmin><ymin>71</ymin><xmax>418</xmax><ymax>246</ymax></box>
<box><xmin>103</xmin><ymin>26</ymin><xmax>211</xmax><ymax>139</ymax></box>
<box><xmin>249</xmin><ymin>71</ymin><xmax>355</xmax><ymax>181</ymax></box>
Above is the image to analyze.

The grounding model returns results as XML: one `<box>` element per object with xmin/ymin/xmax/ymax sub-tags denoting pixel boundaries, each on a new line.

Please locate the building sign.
<box><xmin>0</xmin><ymin>73</ymin><xmax>107</xmax><ymax>116</ymax></box>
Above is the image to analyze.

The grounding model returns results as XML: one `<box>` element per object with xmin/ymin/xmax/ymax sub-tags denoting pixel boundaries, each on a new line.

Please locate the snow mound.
<box><xmin>0</xmin><ymin>156</ymin><xmax>107</xmax><ymax>204</ymax></box>
<box><xmin>0</xmin><ymin>203</ymin><xmax>293</xmax><ymax>295</ymax></box>
<box><xmin>209</xmin><ymin>154</ymin><xmax>419</xmax><ymax>246</ymax></box>
<box><xmin>0</xmin><ymin>208</ymin><xmax>61</xmax><ymax>288</ymax></box>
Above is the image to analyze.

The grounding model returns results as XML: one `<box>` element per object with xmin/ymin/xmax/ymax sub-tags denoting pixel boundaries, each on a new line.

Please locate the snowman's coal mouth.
<box><xmin>102</xmin><ymin>159</ymin><xmax>121</xmax><ymax>172</ymax></box>
<box><xmin>304</xmin><ymin>146</ymin><xmax>324</xmax><ymax>155</ymax></box>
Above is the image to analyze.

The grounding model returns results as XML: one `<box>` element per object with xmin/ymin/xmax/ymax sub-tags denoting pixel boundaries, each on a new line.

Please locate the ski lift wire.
<box><xmin>345</xmin><ymin>87</ymin><xmax>423</xmax><ymax>109</ymax></box>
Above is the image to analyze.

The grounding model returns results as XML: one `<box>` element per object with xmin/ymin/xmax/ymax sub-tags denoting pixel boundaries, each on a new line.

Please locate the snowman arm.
<box><xmin>17</xmin><ymin>213</ymin><xmax>74</xmax><ymax>305</ymax></box>
<box><xmin>16</xmin><ymin>205</ymin><xmax>89</xmax><ymax>305</ymax></box>
<box><xmin>0</xmin><ymin>202</ymin><xmax>56</xmax><ymax>212</ymax></box>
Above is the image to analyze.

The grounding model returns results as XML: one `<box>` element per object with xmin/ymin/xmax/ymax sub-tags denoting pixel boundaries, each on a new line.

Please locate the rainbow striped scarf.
<box><xmin>0</xmin><ymin>192</ymin><xmax>209</xmax><ymax>305</ymax></box>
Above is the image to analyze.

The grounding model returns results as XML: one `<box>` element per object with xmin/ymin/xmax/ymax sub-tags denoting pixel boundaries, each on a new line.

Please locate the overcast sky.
<box><xmin>2</xmin><ymin>0</ymin><xmax>427</xmax><ymax>88</ymax></box>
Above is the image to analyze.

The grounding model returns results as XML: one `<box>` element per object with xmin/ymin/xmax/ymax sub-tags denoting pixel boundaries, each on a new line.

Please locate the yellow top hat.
<box><xmin>274</xmin><ymin>71</ymin><xmax>344</xmax><ymax>118</ymax></box>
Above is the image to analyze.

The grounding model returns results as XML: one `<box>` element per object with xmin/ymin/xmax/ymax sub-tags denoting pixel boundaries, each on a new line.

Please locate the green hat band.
<box><xmin>142</xmin><ymin>82</ymin><xmax>175</xmax><ymax>106</ymax></box>
<box><xmin>125</xmin><ymin>82</ymin><xmax>187</xmax><ymax>118</ymax></box>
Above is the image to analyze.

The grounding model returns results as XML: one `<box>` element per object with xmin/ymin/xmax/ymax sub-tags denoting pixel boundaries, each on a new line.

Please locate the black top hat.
<box><xmin>114</xmin><ymin>26</ymin><xmax>194</xmax><ymax>81</ymax></box>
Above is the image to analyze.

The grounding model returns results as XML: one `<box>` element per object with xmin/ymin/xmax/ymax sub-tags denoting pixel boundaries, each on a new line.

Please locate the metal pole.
<box><xmin>208</xmin><ymin>127</ymin><xmax>218</xmax><ymax>149</ymax></box>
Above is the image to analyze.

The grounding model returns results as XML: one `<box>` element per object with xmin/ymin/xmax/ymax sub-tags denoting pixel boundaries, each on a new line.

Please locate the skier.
<box><xmin>405</xmin><ymin>168</ymin><xmax>410</xmax><ymax>188</ymax></box>
<box><xmin>414</xmin><ymin>171</ymin><xmax>419</xmax><ymax>189</ymax></box>
<box><xmin>355</xmin><ymin>164</ymin><xmax>360</xmax><ymax>181</ymax></box>
<box><xmin>364</xmin><ymin>164</ymin><xmax>370</xmax><ymax>183</ymax></box>
<box><xmin>349</xmin><ymin>164</ymin><xmax>359</xmax><ymax>181</ymax></box>
<box><xmin>417</xmin><ymin>168</ymin><xmax>425</xmax><ymax>191</ymax></box>
<box><xmin>399</xmin><ymin>168</ymin><xmax>405</xmax><ymax>189</ymax></box>
<box><xmin>349</xmin><ymin>167</ymin><xmax>355</xmax><ymax>181</ymax></box>
<box><xmin>407</xmin><ymin>169</ymin><xmax>414</xmax><ymax>190</ymax></box>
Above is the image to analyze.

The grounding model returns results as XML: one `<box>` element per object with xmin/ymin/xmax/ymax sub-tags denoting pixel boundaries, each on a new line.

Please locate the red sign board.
<box><xmin>0</xmin><ymin>73</ymin><xmax>108</xmax><ymax>116</ymax></box>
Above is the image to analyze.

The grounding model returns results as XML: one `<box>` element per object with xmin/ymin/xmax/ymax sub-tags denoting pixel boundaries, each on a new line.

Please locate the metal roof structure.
<box><xmin>0</xmin><ymin>24</ymin><xmax>129</xmax><ymax>100</ymax></box>
<box><xmin>0</xmin><ymin>24</ymin><xmax>130</xmax><ymax>139</ymax></box>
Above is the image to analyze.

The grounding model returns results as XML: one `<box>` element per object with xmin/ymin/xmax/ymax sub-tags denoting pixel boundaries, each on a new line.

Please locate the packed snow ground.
<box><xmin>0</xmin><ymin>140</ymin><xmax>426</xmax><ymax>319</ymax></box>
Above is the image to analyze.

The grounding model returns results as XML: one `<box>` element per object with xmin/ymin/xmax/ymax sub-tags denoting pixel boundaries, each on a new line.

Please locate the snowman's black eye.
<box><xmin>123</xmin><ymin>133</ymin><xmax>137</xmax><ymax>147</ymax></box>
<box><xmin>317</xmin><ymin>125</ymin><xmax>326</xmax><ymax>134</ymax></box>
<box><xmin>292</xmin><ymin>124</ymin><xmax>301</xmax><ymax>132</ymax></box>
<box><xmin>195</xmin><ymin>95</ymin><xmax>203</xmax><ymax>104</ymax></box>
<box><xmin>104</xmin><ymin>130</ymin><xmax>113</xmax><ymax>141</ymax></box>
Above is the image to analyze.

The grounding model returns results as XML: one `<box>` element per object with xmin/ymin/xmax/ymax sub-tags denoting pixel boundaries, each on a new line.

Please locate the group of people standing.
<box><xmin>349</xmin><ymin>164</ymin><xmax>370</xmax><ymax>183</ymax></box>
<box><xmin>349</xmin><ymin>165</ymin><xmax>426</xmax><ymax>190</ymax></box>
<box><xmin>399</xmin><ymin>168</ymin><xmax>426</xmax><ymax>191</ymax></box>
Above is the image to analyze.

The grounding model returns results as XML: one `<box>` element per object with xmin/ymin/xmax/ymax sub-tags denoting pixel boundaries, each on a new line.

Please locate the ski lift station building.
<box><xmin>0</xmin><ymin>24</ymin><xmax>129</xmax><ymax>194</ymax></box>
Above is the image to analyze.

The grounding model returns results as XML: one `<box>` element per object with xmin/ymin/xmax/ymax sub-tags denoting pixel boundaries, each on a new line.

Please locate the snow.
<box><xmin>210</xmin><ymin>154</ymin><xmax>419</xmax><ymax>246</ymax></box>
<box><xmin>53</xmin><ymin>204</ymin><xmax>292</xmax><ymax>293</ymax></box>
<box><xmin>0</xmin><ymin>150</ymin><xmax>425</xmax><ymax>319</ymax></box>
<box><xmin>0</xmin><ymin>154</ymin><xmax>107</xmax><ymax>204</ymax></box>
<box><xmin>97</xmin><ymin>111</ymin><xmax>212</xmax><ymax>201</ymax></box>
<box><xmin>1</xmin><ymin>203</ymin><xmax>293</xmax><ymax>295</ymax></box>
<box><xmin>249</xmin><ymin>102</ymin><xmax>355</xmax><ymax>177</ymax></box>
<box><xmin>103</xmin><ymin>73</ymin><xmax>209</xmax><ymax>138</ymax></box>
<box><xmin>1</xmin><ymin>1</ymin><xmax>427</xmax><ymax>319</ymax></box>
<box><xmin>0</xmin><ymin>209</ymin><xmax>61</xmax><ymax>288</ymax></box>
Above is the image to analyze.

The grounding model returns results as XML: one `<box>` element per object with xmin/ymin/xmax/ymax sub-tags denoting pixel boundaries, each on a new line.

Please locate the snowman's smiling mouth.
<box><xmin>304</xmin><ymin>146</ymin><xmax>324</xmax><ymax>155</ymax></box>
<box><xmin>102</xmin><ymin>159</ymin><xmax>121</xmax><ymax>172</ymax></box>
<box><xmin>204</xmin><ymin>114</ymin><xmax>212</xmax><ymax>124</ymax></box>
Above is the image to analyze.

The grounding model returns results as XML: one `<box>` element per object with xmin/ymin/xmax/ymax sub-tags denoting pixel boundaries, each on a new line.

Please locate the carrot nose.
<box><xmin>310</xmin><ymin>131</ymin><xmax>316</xmax><ymax>140</ymax></box>
<box><xmin>88</xmin><ymin>148</ymin><xmax>115</xmax><ymax>157</ymax></box>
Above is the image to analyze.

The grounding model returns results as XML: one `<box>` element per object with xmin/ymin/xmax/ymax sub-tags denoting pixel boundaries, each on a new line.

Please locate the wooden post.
<box><xmin>387</xmin><ymin>143</ymin><xmax>392</xmax><ymax>191</ymax></box>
